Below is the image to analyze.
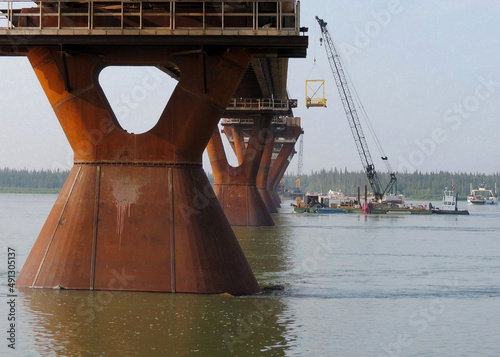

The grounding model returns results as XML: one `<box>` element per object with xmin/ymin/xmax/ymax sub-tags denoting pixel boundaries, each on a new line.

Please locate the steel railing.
<box><xmin>226</xmin><ymin>98</ymin><xmax>297</xmax><ymax>111</ymax></box>
<box><xmin>0</xmin><ymin>1</ymin><xmax>300</xmax><ymax>34</ymax></box>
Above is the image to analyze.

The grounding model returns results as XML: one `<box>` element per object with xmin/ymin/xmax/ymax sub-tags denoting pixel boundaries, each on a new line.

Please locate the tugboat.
<box><xmin>431</xmin><ymin>187</ymin><xmax>469</xmax><ymax>215</ymax></box>
<box><xmin>467</xmin><ymin>183</ymin><xmax>498</xmax><ymax>205</ymax></box>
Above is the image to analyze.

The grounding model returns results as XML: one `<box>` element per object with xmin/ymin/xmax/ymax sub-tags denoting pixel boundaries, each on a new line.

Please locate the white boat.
<box><xmin>327</xmin><ymin>189</ymin><xmax>346</xmax><ymax>200</ymax></box>
<box><xmin>383</xmin><ymin>193</ymin><xmax>405</xmax><ymax>205</ymax></box>
<box><xmin>467</xmin><ymin>183</ymin><xmax>498</xmax><ymax>205</ymax></box>
<box><xmin>431</xmin><ymin>187</ymin><xmax>469</xmax><ymax>215</ymax></box>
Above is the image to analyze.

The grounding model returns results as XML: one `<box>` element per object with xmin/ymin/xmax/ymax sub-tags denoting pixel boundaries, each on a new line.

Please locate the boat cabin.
<box><xmin>305</xmin><ymin>194</ymin><xmax>329</xmax><ymax>208</ymax></box>
<box><xmin>440</xmin><ymin>189</ymin><xmax>457</xmax><ymax>211</ymax></box>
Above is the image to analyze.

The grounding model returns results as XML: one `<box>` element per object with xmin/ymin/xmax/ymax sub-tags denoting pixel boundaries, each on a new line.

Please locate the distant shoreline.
<box><xmin>0</xmin><ymin>187</ymin><xmax>61</xmax><ymax>194</ymax></box>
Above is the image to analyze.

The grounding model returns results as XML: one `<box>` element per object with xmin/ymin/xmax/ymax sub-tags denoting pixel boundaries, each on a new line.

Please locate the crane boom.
<box><xmin>316</xmin><ymin>16</ymin><xmax>396</xmax><ymax>202</ymax></box>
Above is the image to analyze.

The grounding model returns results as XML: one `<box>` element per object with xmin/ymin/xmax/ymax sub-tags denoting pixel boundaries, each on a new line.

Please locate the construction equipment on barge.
<box><xmin>315</xmin><ymin>16</ymin><xmax>397</xmax><ymax>204</ymax></box>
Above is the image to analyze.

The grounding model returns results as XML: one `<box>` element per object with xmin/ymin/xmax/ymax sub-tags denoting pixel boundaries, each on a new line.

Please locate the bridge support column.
<box><xmin>257</xmin><ymin>131</ymin><xmax>278</xmax><ymax>213</ymax></box>
<box><xmin>273</xmin><ymin>159</ymin><xmax>290</xmax><ymax>205</ymax></box>
<box><xmin>16</xmin><ymin>47</ymin><xmax>260</xmax><ymax>294</ymax></box>
<box><xmin>207</xmin><ymin>118</ymin><xmax>274</xmax><ymax>226</ymax></box>
<box><xmin>269</xmin><ymin>143</ymin><xmax>295</xmax><ymax>207</ymax></box>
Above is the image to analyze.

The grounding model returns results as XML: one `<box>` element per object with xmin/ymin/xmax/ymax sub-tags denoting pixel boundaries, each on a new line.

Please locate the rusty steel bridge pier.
<box><xmin>269</xmin><ymin>145</ymin><xmax>295</xmax><ymax>207</ymax></box>
<box><xmin>266</xmin><ymin>120</ymin><xmax>303</xmax><ymax>208</ymax></box>
<box><xmin>209</xmin><ymin>116</ymin><xmax>302</xmax><ymax>224</ymax></box>
<box><xmin>207</xmin><ymin>116</ymin><xmax>275</xmax><ymax>226</ymax></box>
<box><xmin>1</xmin><ymin>0</ymin><xmax>307</xmax><ymax>294</ymax></box>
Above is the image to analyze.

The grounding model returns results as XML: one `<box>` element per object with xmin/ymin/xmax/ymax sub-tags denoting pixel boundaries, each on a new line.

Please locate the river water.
<box><xmin>1</xmin><ymin>193</ymin><xmax>499</xmax><ymax>356</ymax></box>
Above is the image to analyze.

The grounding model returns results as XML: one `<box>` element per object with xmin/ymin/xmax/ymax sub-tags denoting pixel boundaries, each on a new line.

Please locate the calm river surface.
<box><xmin>1</xmin><ymin>193</ymin><xmax>499</xmax><ymax>356</ymax></box>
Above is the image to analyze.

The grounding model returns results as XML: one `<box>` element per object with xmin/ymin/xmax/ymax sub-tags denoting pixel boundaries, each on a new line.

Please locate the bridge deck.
<box><xmin>0</xmin><ymin>1</ymin><xmax>307</xmax><ymax>58</ymax></box>
<box><xmin>0</xmin><ymin>1</ymin><xmax>300</xmax><ymax>35</ymax></box>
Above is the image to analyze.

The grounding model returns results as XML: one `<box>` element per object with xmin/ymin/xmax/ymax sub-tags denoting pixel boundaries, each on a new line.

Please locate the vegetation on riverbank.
<box><xmin>0</xmin><ymin>168</ymin><xmax>69</xmax><ymax>190</ymax></box>
<box><xmin>282</xmin><ymin>168</ymin><xmax>500</xmax><ymax>200</ymax></box>
<box><xmin>0</xmin><ymin>187</ymin><xmax>62</xmax><ymax>194</ymax></box>
<box><xmin>0</xmin><ymin>168</ymin><xmax>215</xmax><ymax>194</ymax></box>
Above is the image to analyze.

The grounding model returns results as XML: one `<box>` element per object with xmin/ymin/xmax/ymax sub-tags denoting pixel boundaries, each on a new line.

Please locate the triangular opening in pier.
<box><xmin>219</xmin><ymin>122</ymin><xmax>240</xmax><ymax>167</ymax></box>
<box><xmin>99</xmin><ymin>66</ymin><xmax>177</xmax><ymax>135</ymax></box>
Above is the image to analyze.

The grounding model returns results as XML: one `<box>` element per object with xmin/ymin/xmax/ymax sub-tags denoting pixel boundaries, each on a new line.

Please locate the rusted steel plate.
<box><xmin>16</xmin><ymin>44</ymin><xmax>260</xmax><ymax>294</ymax></box>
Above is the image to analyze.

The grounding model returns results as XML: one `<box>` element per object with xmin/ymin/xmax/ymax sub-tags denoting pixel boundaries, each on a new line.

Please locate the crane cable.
<box><xmin>306</xmin><ymin>20</ymin><xmax>324</xmax><ymax>80</ymax></box>
<box><xmin>329</xmin><ymin>34</ymin><xmax>393</xmax><ymax>173</ymax></box>
<box><xmin>348</xmin><ymin>72</ymin><xmax>393</xmax><ymax>172</ymax></box>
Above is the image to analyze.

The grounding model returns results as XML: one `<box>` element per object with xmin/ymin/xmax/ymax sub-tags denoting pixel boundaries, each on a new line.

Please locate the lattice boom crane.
<box><xmin>316</xmin><ymin>16</ymin><xmax>396</xmax><ymax>202</ymax></box>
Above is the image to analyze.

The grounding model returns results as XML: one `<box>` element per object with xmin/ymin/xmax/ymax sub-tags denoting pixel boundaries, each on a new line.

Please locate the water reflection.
<box><xmin>234</xmin><ymin>209</ymin><xmax>296</xmax><ymax>287</ymax></box>
<box><xmin>5</xmin><ymin>195</ymin><xmax>500</xmax><ymax>356</ymax></box>
<box><xmin>19</xmin><ymin>288</ymin><xmax>293</xmax><ymax>355</ymax></box>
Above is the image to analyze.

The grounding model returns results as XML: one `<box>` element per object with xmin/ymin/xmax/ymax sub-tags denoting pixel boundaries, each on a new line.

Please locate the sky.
<box><xmin>1</xmin><ymin>0</ymin><xmax>500</xmax><ymax>175</ymax></box>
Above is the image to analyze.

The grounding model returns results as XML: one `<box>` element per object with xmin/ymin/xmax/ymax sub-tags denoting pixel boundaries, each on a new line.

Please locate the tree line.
<box><xmin>282</xmin><ymin>168</ymin><xmax>500</xmax><ymax>200</ymax></box>
<box><xmin>0</xmin><ymin>168</ymin><xmax>69</xmax><ymax>189</ymax></box>
<box><xmin>0</xmin><ymin>168</ymin><xmax>215</xmax><ymax>190</ymax></box>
